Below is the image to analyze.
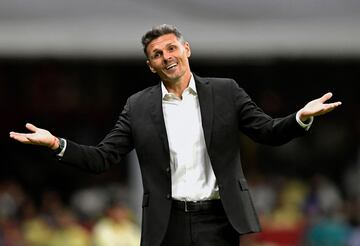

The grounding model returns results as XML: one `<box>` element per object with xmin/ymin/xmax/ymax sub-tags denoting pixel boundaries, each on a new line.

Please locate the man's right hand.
<box><xmin>9</xmin><ymin>123</ymin><xmax>59</xmax><ymax>150</ymax></box>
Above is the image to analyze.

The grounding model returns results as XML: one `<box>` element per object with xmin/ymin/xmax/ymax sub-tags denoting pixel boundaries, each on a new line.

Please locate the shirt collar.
<box><xmin>161</xmin><ymin>73</ymin><xmax>197</xmax><ymax>100</ymax></box>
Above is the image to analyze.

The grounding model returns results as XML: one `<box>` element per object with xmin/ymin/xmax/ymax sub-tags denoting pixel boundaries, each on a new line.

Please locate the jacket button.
<box><xmin>166</xmin><ymin>194</ymin><xmax>171</xmax><ymax>200</ymax></box>
<box><xmin>166</xmin><ymin>167</ymin><xmax>170</xmax><ymax>173</ymax></box>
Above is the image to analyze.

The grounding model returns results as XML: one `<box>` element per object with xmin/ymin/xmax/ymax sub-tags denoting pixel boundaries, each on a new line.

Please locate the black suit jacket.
<box><xmin>61</xmin><ymin>74</ymin><xmax>307</xmax><ymax>246</ymax></box>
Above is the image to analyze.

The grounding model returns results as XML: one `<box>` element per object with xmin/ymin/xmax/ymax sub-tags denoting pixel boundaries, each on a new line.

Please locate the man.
<box><xmin>10</xmin><ymin>24</ymin><xmax>341</xmax><ymax>246</ymax></box>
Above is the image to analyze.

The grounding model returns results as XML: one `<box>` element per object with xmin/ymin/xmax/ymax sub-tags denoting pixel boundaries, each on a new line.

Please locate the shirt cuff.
<box><xmin>57</xmin><ymin>138</ymin><xmax>67</xmax><ymax>157</ymax></box>
<box><xmin>296</xmin><ymin>111</ymin><xmax>313</xmax><ymax>131</ymax></box>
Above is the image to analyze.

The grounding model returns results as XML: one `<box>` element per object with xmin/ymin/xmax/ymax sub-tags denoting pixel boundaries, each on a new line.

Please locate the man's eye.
<box><xmin>153</xmin><ymin>53</ymin><xmax>161</xmax><ymax>59</ymax></box>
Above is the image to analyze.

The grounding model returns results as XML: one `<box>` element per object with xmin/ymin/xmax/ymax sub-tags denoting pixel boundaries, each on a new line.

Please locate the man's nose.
<box><xmin>163</xmin><ymin>51</ymin><xmax>173</xmax><ymax>63</ymax></box>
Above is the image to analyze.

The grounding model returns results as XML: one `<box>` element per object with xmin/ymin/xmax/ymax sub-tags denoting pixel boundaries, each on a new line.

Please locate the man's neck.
<box><xmin>163</xmin><ymin>72</ymin><xmax>192</xmax><ymax>98</ymax></box>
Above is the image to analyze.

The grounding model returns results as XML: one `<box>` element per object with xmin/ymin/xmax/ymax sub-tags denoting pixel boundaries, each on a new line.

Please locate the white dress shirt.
<box><xmin>161</xmin><ymin>75</ymin><xmax>220</xmax><ymax>201</ymax></box>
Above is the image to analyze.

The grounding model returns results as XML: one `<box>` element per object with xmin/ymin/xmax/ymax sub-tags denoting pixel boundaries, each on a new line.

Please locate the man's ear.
<box><xmin>185</xmin><ymin>42</ymin><xmax>191</xmax><ymax>58</ymax></box>
<box><xmin>146</xmin><ymin>60</ymin><xmax>157</xmax><ymax>73</ymax></box>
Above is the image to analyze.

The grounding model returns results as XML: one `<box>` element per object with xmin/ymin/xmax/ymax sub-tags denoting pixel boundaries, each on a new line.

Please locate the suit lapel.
<box><xmin>148</xmin><ymin>75</ymin><xmax>214</xmax><ymax>154</ymax></box>
<box><xmin>194</xmin><ymin>75</ymin><xmax>214</xmax><ymax>151</ymax></box>
<box><xmin>149</xmin><ymin>84</ymin><xmax>170</xmax><ymax>155</ymax></box>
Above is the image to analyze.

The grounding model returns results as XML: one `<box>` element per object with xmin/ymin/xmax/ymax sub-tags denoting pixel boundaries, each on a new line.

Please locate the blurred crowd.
<box><xmin>0</xmin><ymin>181</ymin><xmax>140</xmax><ymax>246</ymax></box>
<box><xmin>241</xmin><ymin>147</ymin><xmax>360</xmax><ymax>246</ymax></box>
<box><xmin>240</xmin><ymin>174</ymin><xmax>353</xmax><ymax>246</ymax></box>
<box><xmin>1</xmin><ymin>149</ymin><xmax>360</xmax><ymax>246</ymax></box>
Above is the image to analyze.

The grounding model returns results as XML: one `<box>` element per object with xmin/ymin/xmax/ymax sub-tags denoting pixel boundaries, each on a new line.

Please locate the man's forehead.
<box><xmin>147</xmin><ymin>34</ymin><xmax>179</xmax><ymax>51</ymax></box>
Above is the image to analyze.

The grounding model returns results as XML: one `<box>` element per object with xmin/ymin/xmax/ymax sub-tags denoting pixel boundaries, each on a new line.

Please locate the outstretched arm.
<box><xmin>9</xmin><ymin>123</ymin><xmax>60</xmax><ymax>150</ymax></box>
<box><xmin>298</xmin><ymin>92</ymin><xmax>342</xmax><ymax>122</ymax></box>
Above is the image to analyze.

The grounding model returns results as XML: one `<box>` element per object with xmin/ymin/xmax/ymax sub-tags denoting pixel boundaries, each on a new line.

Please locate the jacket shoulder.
<box><xmin>195</xmin><ymin>75</ymin><xmax>241</xmax><ymax>92</ymax></box>
<box><xmin>195</xmin><ymin>75</ymin><xmax>241</xmax><ymax>89</ymax></box>
<box><xmin>196</xmin><ymin>75</ymin><xmax>236</xmax><ymax>84</ymax></box>
<box><xmin>128</xmin><ymin>84</ymin><xmax>160</xmax><ymax>102</ymax></box>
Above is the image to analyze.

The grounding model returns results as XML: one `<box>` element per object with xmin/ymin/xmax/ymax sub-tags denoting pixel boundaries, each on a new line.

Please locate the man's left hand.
<box><xmin>298</xmin><ymin>92</ymin><xmax>342</xmax><ymax>122</ymax></box>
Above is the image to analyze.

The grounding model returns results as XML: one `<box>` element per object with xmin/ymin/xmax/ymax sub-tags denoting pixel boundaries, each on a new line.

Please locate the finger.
<box><xmin>332</xmin><ymin>101</ymin><xmax>342</xmax><ymax>107</ymax></box>
<box><xmin>25</xmin><ymin>123</ymin><xmax>38</xmax><ymax>133</ymax></box>
<box><xmin>322</xmin><ymin>102</ymin><xmax>342</xmax><ymax>113</ymax></box>
<box><xmin>319</xmin><ymin>92</ymin><xmax>333</xmax><ymax>103</ymax></box>
<box><xmin>9</xmin><ymin>132</ymin><xmax>32</xmax><ymax>144</ymax></box>
<box><xmin>325</xmin><ymin>101</ymin><xmax>342</xmax><ymax>108</ymax></box>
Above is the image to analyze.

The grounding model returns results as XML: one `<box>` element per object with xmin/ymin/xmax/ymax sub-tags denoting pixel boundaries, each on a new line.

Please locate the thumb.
<box><xmin>320</xmin><ymin>92</ymin><xmax>333</xmax><ymax>103</ymax></box>
<box><xmin>25</xmin><ymin>123</ymin><xmax>38</xmax><ymax>133</ymax></box>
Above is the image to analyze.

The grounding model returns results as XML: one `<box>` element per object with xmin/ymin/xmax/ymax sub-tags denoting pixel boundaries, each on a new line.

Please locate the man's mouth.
<box><xmin>166</xmin><ymin>63</ymin><xmax>177</xmax><ymax>70</ymax></box>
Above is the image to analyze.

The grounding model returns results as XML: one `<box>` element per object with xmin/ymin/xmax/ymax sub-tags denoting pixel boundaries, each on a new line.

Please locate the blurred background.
<box><xmin>0</xmin><ymin>0</ymin><xmax>359</xmax><ymax>245</ymax></box>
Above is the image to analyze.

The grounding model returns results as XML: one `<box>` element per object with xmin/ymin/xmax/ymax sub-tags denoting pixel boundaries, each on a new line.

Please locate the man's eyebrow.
<box><xmin>151</xmin><ymin>41</ymin><xmax>177</xmax><ymax>52</ymax></box>
<box><xmin>151</xmin><ymin>48</ymin><xmax>161</xmax><ymax>53</ymax></box>
<box><xmin>166</xmin><ymin>42</ymin><xmax>177</xmax><ymax>47</ymax></box>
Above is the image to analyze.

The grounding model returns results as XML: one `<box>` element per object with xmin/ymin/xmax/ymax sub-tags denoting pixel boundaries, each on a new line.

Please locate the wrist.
<box><xmin>54</xmin><ymin>138</ymin><xmax>66</xmax><ymax>155</ymax></box>
<box><xmin>298</xmin><ymin>109</ymin><xmax>310</xmax><ymax>123</ymax></box>
<box><xmin>300</xmin><ymin>115</ymin><xmax>310</xmax><ymax>123</ymax></box>
<box><xmin>49</xmin><ymin>136</ymin><xmax>60</xmax><ymax>150</ymax></box>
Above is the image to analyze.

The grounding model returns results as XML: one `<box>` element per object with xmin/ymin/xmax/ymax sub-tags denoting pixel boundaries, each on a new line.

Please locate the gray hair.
<box><xmin>141</xmin><ymin>24</ymin><xmax>185</xmax><ymax>57</ymax></box>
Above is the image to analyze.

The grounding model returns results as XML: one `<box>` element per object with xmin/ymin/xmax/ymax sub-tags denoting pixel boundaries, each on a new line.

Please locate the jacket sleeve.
<box><xmin>59</xmin><ymin>98</ymin><xmax>134</xmax><ymax>173</ymax></box>
<box><xmin>231</xmin><ymin>80</ymin><xmax>307</xmax><ymax>145</ymax></box>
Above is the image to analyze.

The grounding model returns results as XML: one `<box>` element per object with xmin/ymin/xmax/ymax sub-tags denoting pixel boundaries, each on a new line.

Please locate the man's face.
<box><xmin>146</xmin><ymin>33</ymin><xmax>191</xmax><ymax>84</ymax></box>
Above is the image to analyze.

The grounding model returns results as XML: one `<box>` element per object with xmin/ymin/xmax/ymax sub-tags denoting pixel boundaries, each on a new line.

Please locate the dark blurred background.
<box><xmin>0</xmin><ymin>0</ymin><xmax>360</xmax><ymax>245</ymax></box>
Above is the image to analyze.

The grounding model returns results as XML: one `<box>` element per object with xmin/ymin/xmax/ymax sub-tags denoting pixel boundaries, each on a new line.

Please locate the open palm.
<box><xmin>9</xmin><ymin>123</ymin><xmax>57</xmax><ymax>149</ymax></box>
<box><xmin>299</xmin><ymin>92</ymin><xmax>342</xmax><ymax>121</ymax></box>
